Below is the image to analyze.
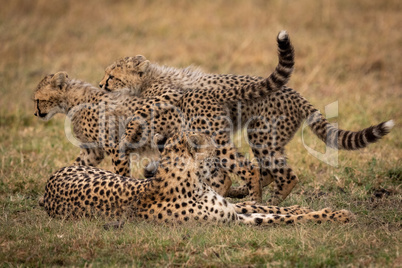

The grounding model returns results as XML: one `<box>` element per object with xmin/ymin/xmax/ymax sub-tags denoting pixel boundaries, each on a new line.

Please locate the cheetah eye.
<box><xmin>107</xmin><ymin>75</ymin><xmax>124</xmax><ymax>84</ymax></box>
<box><xmin>138</xmin><ymin>72</ymin><xmax>144</xmax><ymax>78</ymax></box>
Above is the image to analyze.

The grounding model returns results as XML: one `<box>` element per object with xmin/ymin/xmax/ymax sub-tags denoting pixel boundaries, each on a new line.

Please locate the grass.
<box><xmin>0</xmin><ymin>0</ymin><xmax>401</xmax><ymax>266</ymax></box>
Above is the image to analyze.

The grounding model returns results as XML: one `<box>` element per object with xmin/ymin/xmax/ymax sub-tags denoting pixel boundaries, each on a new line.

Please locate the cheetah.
<box><xmin>33</xmin><ymin>32</ymin><xmax>292</xmax><ymax>202</ymax></box>
<box><xmin>99</xmin><ymin>31</ymin><xmax>394</xmax><ymax>205</ymax></box>
<box><xmin>100</xmin><ymin>31</ymin><xmax>295</xmax><ymax>203</ymax></box>
<box><xmin>40</xmin><ymin>132</ymin><xmax>353</xmax><ymax>225</ymax></box>
<box><xmin>33</xmin><ymin>71</ymin><xmax>181</xmax><ymax>175</ymax></box>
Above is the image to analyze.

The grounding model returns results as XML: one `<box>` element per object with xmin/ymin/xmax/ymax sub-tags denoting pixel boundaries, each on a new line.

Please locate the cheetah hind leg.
<box><xmin>111</xmin><ymin>150</ymin><xmax>131</xmax><ymax>176</ymax></box>
<box><xmin>203</xmin><ymin>165</ymin><xmax>233</xmax><ymax>196</ymax></box>
<box><xmin>236</xmin><ymin>208</ymin><xmax>354</xmax><ymax>225</ymax></box>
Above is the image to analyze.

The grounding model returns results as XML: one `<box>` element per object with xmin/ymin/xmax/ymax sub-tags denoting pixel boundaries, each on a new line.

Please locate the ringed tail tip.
<box><xmin>278</xmin><ymin>30</ymin><xmax>289</xmax><ymax>41</ymax></box>
<box><xmin>384</xmin><ymin>120</ymin><xmax>395</xmax><ymax>131</ymax></box>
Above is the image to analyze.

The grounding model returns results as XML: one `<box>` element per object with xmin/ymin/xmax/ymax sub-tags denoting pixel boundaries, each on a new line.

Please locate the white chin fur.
<box><xmin>39</xmin><ymin>110</ymin><xmax>59</xmax><ymax>121</ymax></box>
<box><xmin>38</xmin><ymin>116</ymin><xmax>50</xmax><ymax>121</ymax></box>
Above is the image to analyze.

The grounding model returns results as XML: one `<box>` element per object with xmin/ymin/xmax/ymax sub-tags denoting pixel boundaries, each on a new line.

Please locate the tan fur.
<box><xmin>41</xmin><ymin>132</ymin><xmax>353</xmax><ymax>225</ymax></box>
<box><xmin>33</xmin><ymin>72</ymin><xmax>181</xmax><ymax>175</ymax></box>
<box><xmin>34</xmin><ymin>58</ymin><xmax>291</xmax><ymax>203</ymax></box>
<box><xmin>99</xmin><ymin>31</ymin><xmax>295</xmax><ymax>203</ymax></box>
<box><xmin>99</xmin><ymin>31</ymin><xmax>392</xmax><ymax>205</ymax></box>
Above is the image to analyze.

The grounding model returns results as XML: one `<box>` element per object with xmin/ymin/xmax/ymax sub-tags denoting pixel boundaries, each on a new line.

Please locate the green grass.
<box><xmin>0</xmin><ymin>0</ymin><xmax>401</xmax><ymax>266</ymax></box>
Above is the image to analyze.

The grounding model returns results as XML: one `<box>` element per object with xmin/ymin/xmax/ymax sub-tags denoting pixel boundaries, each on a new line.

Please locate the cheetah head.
<box><xmin>146</xmin><ymin>132</ymin><xmax>223</xmax><ymax>184</ymax></box>
<box><xmin>158</xmin><ymin>132</ymin><xmax>216</xmax><ymax>175</ymax></box>
<box><xmin>99</xmin><ymin>55</ymin><xmax>150</xmax><ymax>95</ymax></box>
<box><xmin>33</xmin><ymin>71</ymin><xmax>69</xmax><ymax>121</ymax></box>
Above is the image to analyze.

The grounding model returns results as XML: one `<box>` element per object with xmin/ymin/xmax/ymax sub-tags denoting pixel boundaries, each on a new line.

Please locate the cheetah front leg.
<box><xmin>111</xmin><ymin>95</ymin><xmax>180</xmax><ymax>177</ymax></box>
<box><xmin>257</xmin><ymin>151</ymin><xmax>299</xmax><ymax>205</ymax></box>
<box><xmin>215</xmin><ymin>145</ymin><xmax>262</xmax><ymax>203</ymax></box>
<box><xmin>227</xmin><ymin>151</ymin><xmax>299</xmax><ymax>205</ymax></box>
<box><xmin>200</xmin><ymin>161</ymin><xmax>233</xmax><ymax>196</ymax></box>
<box><xmin>73</xmin><ymin>147</ymin><xmax>105</xmax><ymax>167</ymax></box>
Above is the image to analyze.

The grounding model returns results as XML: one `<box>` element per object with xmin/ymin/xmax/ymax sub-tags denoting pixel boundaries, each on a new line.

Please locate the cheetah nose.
<box><xmin>99</xmin><ymin>84</ymin><xmax>103</xmax><ymax>89</ymax></box>
<box><xmin>34</xmin><ymin>112</ymin><xmax>37</xmax><ymax>117</ymax></box>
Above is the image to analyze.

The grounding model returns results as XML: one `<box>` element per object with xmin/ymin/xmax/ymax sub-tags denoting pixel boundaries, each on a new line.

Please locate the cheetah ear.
<box><xmin>187</xmin><ymin>134</ymin><xmax>205</xmax><ymax>153</ymax></box>
<box><xmin>51</xmin><ymin>71</ymin><xmax>69</xmax><ymax>90</ymax></box>
<box><xmin>152</xmin><ymin>133</ymin><xmax>167</xmax><ymax>153</ymax></box>
<box><xmin>137</xmin><ymin>60</ymin><xmax>150</xmax><ymax>73</ymax></box>
<box><xmin>134</xmin><ymin>55</ymin><xmax>147</xmax><ymax>62</ymax></box>
<box><xmin>125</xmin><ymin>56</ymin><xmax>149</xmax><ymax>74</ymax></box>
<box><xmin>124</xmin><ymin>55</ymin><xmax>147</xmax><ymax>66</ymax></box>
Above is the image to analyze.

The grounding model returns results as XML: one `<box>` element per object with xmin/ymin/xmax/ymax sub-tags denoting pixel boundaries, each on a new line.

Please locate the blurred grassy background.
<box><xmin>0</xmin><ymin>0</ymin><xmax>401</xmax><ymax>266</ymax></box>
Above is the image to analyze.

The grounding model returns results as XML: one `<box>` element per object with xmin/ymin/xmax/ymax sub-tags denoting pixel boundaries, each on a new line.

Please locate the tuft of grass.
<box><xmin>0</xmin><ymin>0</ymin><xmax>401</xmax><ymax>266</ymax></box>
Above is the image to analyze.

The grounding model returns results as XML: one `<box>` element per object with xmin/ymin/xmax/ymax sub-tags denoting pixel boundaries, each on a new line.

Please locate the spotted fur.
<box><xmin>33</xmin><ymin>36</ymin><xmax>293</xmax><ymax>203</ymax></box>
<box><xmin>100</xmin><ymin>31</ymin><xmax>295</xmax><ymax>203</ymax></box>
<box><xmin>33</xmin><ymin>71</ymin><xmax>181</xmax><ymax>175</ymax></box>
<box><xmin>100</xmin><ymin>31</ymin><xmax>393</xmax><ymax>204</ymax></box>
<box><xmin>40</xmin><ymin>132</ymin><xmax>353</xmax><ymax>225</ymax></box>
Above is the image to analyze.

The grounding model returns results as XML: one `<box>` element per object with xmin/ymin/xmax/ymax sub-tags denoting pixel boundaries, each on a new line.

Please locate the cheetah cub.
<box><xmin>33</xmin><ymin>71</ymin><xmax>182</xmax><ymax>175</ymax></box>
<box><xmin>100</xmin><ymin>30</ymin><xmax>394</xmax><ymax>204</ymax></box>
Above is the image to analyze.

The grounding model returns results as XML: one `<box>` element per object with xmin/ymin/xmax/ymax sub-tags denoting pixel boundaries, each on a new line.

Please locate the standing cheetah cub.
<box><xmin>99</xmin><ymin>30</ymin><xmax>295</xmax><ymax>203</ymax></box>
<box><xmin>100</xmin><ymin>31</ymin><xmax>394</xmax><ymax>204</ymax></box>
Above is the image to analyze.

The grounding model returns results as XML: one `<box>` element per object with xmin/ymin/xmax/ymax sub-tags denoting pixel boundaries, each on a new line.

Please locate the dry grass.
<box><xmin>0</xmin><ymin>0</ymin><xmax>401</xmax><ymax>266</ymax></box>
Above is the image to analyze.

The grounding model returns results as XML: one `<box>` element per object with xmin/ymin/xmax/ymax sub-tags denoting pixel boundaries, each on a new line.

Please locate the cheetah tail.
<box><xmin>265</xmin><ymin>30</ymin><xmax>295</xmax><ymax>92</ymax></box>
<box><xmin>250</xmin><ymin>30</ymin><xmax>295</xmax><ymax>97</ymax></box>
<box><xmin>306</xmin><ymin>110</ymin><xmax>394</xmax><ymax>150</ymax></box>
<box><xmin>236</xmin><ymin>208</ymin><xmax>353</xmax><ymax>225</ymax></box>
<box><xmin>218</xmin><ymin>30</ymin><xmax>294</xmax><ymax>103</ymax></box>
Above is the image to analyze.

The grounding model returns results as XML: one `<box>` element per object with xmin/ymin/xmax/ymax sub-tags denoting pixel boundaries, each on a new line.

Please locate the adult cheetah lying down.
<box><xmin>100</xmin><ymin>31</ymin><xmax>394</xmax><ymax>204</ymax></box>
<box><xmin>40</xmin><ymin>132</ymin><xmax>353</xmax><ymax>225</ymax></box>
